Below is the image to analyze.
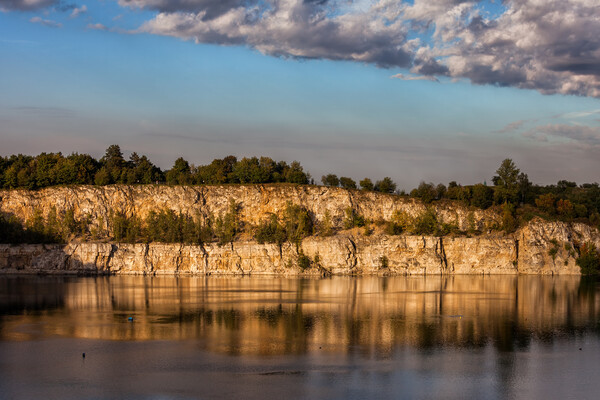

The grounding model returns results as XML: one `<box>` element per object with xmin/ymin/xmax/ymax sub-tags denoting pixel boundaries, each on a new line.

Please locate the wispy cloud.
<box><xmin>86</xmin><ymin>23</ymin><xmax>107</xmax><ymax>31</ymax></box>
<box><xmin>558</xmin><ymin>109</ymin><xmax>600</xmax><ymax>119</ymax></box>
<box><xmin>70</xmin><ymin>5</ymin><xmax>87</xmax><ymax>18</ymax></box>
<box><xmin>523</xmin><ymin>124</ymin><xmax>600</xmax><ymax>148</ymax></box>
<box><xmin>391</xmin><ymin>73</ymin><xmax>439</xmax><ymax>82</ymax></box>
<box><xmin>10</xmin><ymin>106</ymin><xmax>75</xmax><ymax>117</ymax></box>
<box><xmin>29</xmin><ymin>16</ymin><xmax>62</xmax><ymax>28</ymax></box>
<box><xmin>493</xmin><ymin>120</ymin><xmax>527</xmax><ymax>134</ymax></box>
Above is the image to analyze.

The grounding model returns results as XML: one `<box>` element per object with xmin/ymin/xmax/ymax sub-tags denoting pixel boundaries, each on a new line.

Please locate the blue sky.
<box><xmin>1</xmin><ymin>0</ymin><xmax>599</xmax><ymax>190</ymax></box>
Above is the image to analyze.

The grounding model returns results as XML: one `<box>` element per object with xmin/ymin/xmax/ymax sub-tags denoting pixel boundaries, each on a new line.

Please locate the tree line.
<box><xmin>407</xmin><ymin>159</ymin><xmax>600</xmax><ymax>228</ymax></box>
<box><xmin>0</xmin><ymin>145</ymin><xmax>310</xmax><ymax>189</ymax></box>
<box><xmin>1</xmin><ymin>147</ymin><xmax>599</xmax><ymax>229</ymax></box>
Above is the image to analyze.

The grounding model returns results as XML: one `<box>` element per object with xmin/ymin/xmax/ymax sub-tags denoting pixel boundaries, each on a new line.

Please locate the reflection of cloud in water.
<box><xmin>0</xmin><ymin>276</ymin><xmax>598</xmax><ymax>355</ymax></box>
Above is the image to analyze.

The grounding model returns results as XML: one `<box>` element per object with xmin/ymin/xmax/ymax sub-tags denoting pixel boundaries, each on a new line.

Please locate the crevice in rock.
<box><xmin>347</xmin><ymin>238</ymin><xmax>358</xmax><ymax>271</ymax></box>
<box><xmin>106</xmin><ymin>243</ymin><xmax>117</xmax><ymax>273</ymax></box>
<box><xmin>435</xmin><ymin>237</ymin><xmax>448</xmax><ymax>272</ymax></box>
<box><xmin>514</xmin><ymin>239</ymin><xmax>519</xmax><ymax>270</ymax></box>
<box><xmin>198</xmin><ymin>242</ymin><xmax>209</xmax><ymax>275</ymax></box>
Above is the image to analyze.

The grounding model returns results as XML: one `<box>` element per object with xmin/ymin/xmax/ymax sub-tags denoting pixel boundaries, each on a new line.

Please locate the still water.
<box><xmin>0</xmin><ymin>275</ymin><xmax>599</xmax><ymax>399</ymax></box>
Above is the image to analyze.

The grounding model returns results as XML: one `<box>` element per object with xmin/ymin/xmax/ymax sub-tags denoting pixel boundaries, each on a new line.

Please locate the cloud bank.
<box><xmin>133</xmin><ymin>0</ymin><xmax>599</xmax><ymax>97</ymax></box>
<box><xmin>4</xmin><ymin>0</ymin><xmax>599</xmax><ymax>97</ymax></box>
<box><xmin>0</xmin><ymin>0</ymin><xmax>57</xmax><ymax>11</ymax></box>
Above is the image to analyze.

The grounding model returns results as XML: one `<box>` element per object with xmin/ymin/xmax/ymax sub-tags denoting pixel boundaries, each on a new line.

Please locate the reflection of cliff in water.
<box><xmin>1</xmin><ymin>276</ymin><xmax>599</xmax><ymax>354</ymax></box>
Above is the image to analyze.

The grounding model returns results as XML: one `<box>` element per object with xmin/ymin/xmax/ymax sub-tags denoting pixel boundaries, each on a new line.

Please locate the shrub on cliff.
<box><xmin>297</xmin><ymin>251</ymin><xmax>311</xmax><ymax>270</ymax></box>
<box><xmin>576</xmin><ymin>243</ymin><xmax>600</xmax><ymax>275</ymax></box>
<box><xmin>283</xmin><ymin>202</ymin><xmax>313</xmax><ymax>245</ymax></box>
<box><xmin>255</xmin><ymin>214</ymin><xmax>286</xmax><ymax>246</ymax></box>
<box><xmin>215</xmin><ymin>199</ymin><xmax>241</xmax><ymax>246</ymax></box>
<box><xmin>343</xmin><ymin>207</ymin><xmax>365</xmax><ymax>229</ymax></box>
<box><xmin>411</xmin><ymin>209</ymin><xmax>438</xmax><ymax>235</ymax></box>
<box><xmin>317</xmin><ymin>210</ymin><xmax>335</xmax><ymax>237</ymax></box>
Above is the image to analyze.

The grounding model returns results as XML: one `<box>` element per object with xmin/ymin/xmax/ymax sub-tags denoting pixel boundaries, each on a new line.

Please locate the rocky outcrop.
<box><xmin>0</xmin><ymin>220</ymin><xmax>597</xmax><ymax>275</ymax></box>
<box><xmin>1</xmin><ymin>185</ymin><xmax>598</xmax><ymax>275</ymax></box>
<box><xmin>0</xmin><ymin>184</ymin><xmax>499</xmax><ymax>232</ymax></box>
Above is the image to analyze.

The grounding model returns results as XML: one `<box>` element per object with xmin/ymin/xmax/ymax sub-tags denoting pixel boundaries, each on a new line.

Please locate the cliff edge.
<box><xmin>1</xmin><ymin>185</ymin><xmax>598</xmax><ymax>275</ymax></box>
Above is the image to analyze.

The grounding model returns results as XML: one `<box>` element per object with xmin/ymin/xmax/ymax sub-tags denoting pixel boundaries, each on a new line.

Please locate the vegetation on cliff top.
<box><xmin>2</xmin><ymin>148</ymin><xmax>600</xmax><ymax>273</ymax></box>
<box><xmin>1</xmin><ymin>146</ymin><xmax>599</xmax><ymax>229</ymax></box>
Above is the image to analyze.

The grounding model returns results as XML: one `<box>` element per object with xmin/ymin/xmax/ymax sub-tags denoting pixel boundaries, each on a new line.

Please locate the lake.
<box><xmin>0</xmin><ymin>275</ymin><xmax>599</xmax><ymax>399</ymax></box>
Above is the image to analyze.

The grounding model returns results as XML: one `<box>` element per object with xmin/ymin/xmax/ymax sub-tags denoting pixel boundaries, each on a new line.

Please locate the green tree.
<box><xmin>166</xmin><ymin>157</ymin><xmax>192</xmax><ymax>185</ymax></box>
<box><xmin>535</xmin><ymin>193</ymin><xmax>556</xmax><ymax>215</ymax></box>
<box><xmin>339</xmin><ymin>176</ymin><xmax>357</xmax><ymax>190</ymax></box>
<box><xmin>493</xmin><ymin>158</ymin><xmax>520</xmax><ymax>204</ymax></box>
<box><xmin>375</xmin><ymin>177</ymin><xmax>397</xmax><ymax>194</ymax></box>
<box><xmin>411</xmin><ymin>182</ymin><xmax>436</xmax><ymax>203</ymax></box>
<box><xmin>284</xmin><ymin>161</ymin><xmax>310</xmax><ymax>184</ymax></box>
<box><xmin>359</xmin><ymin>178</ymin><xmax>374</xmax><ymax>191</ymax></box>
<box><xmin>100</xmin><ymin>144</ymin><xmax>126</xmax><ymax>184</ymax></box>
<box><xmin>471</xmin><ymin>183</ymin><xmax>494</xmax><ymax>209</ymax></box>
<box><xmin>322</xmin><ymin>174</ymin><xmax>339</xmax><ymax>187</ymax></box>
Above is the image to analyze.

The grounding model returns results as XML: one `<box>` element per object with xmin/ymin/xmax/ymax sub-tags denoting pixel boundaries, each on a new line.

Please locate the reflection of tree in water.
<box><xmin>2</xmin><ymin>275</ymin><xmax>600</xmax><ymax>354</ymax></box>
<box><xmin>0</xmin><ymin>276</ymin><xmax>67</xmax><ymax>315</ymax></box>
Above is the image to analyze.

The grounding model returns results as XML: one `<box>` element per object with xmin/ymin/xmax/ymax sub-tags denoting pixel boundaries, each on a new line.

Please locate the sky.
<box><xmin>0</xmin><ymin>0</ymin><xmax>599</xmax><ymax>190</ymax></box>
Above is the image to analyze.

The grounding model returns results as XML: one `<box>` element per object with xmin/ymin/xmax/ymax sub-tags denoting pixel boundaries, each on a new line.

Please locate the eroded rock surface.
<box><xmin>1</xmin><ymin>186</ymin><xmax>598</xmax><ymax>275</ymax></box>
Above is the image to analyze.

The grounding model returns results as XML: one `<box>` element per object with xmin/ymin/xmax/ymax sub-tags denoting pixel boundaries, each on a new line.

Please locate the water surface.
<box><xmin>0</xmin><ymin>275</ymin><xmax>599</xmax><ymax>399</ymax></box>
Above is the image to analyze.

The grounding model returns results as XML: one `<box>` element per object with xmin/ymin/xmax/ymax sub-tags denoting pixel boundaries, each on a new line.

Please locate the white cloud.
<box><xmin>126</xmin><ymin>0</ymin><xmax>600</xmax><ymax>98</ymax></box>
<box><xmin>29</xmin><ymin>16</ymin><xmax>62</xmax><ymax>28</ymax></box>
<box><xmin>70</xmin><ymin>5</ymin><xmax>87</xmax><ymax>18</ymax></box>
<box><xmin>86</xmin><ymin>23</ymin><xmax>107</xmax><ymax>30</ymax></box>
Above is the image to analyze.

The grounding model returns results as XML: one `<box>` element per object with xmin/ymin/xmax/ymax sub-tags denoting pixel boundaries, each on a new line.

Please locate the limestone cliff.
<box><xmin>0</xmin><ymin>184</ymin><xmax>498</xmax><ymax>232</ymax></box>
<box><xmin>1</xmin><ymin>185</ymin><xmax>598</xmax><ymax>275</ymax></box>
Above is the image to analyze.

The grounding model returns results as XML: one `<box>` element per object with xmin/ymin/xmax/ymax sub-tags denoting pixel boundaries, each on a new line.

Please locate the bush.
<box><xmin>413</xmin><ymin>209</ymin><xmax>438</xmax><ymax>235</ymax></box>
<box><xmin>283</xmin><ymin>203</ymin><xmax>313</xmax><ymax>244</ymax></box>
<box><xmin>317</xmin><ymin>210</ymin><xmax>335</xmax><ymax>237</ymax></box>
<box><xmin>379</xmin><ymin>255</ymin><xmax>389</xmax><ymax>269</ymax></box>
<box><xmin>255</xmin><ymin>214</ymin><xmax>286</xmax><ymax>246</ymax></box>
<box><xmin>576</xmin><ymin>243</ymin><xmax>600</xmax><ymax>275</ymax></box>
<box><xmin>501</xmin><ymin>203</ymin><xmax>517</xmax><ymax>233</ymax></box>
<box><xmin>215</xmin><ymin>200</ymin><xmax>241</xmax><ymax>245</ymax></box>
<box><xmin>384</xmin><ymin>221</ymin><xmax>403</xmax><ymax>235</ymax></box>
<box><xmin>297</xmin><ymin>252</ymin><xmax>311</xmax><ymax>270</ymax></box>
<box><xmin>343</xmin><ymin>207</ymin><xmax>365</xmax><ymax>229</ymax></box>
<box><xmin>548</xmin><ymin>246</ymin><xmax>558</xmax><ymax>261</ymax></box>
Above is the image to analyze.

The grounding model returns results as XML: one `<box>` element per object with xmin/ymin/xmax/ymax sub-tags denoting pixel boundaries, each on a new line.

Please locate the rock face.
<box><xmin>0</xmin><ymin>185</ymin><xmax>598</xmax><ymax>275</ymax></box>
<box><xmin>0</xmin><ymin>185</ymin><xmax>499</xmax><ymax>232</ymax></box>
<box><xmin>0</xmin><ymin>221</ymin><xmax>598</xmax><ymax>275</ymax></box>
